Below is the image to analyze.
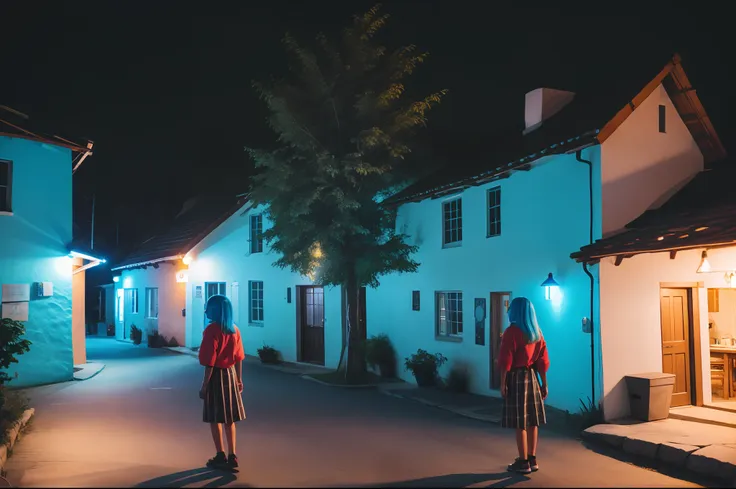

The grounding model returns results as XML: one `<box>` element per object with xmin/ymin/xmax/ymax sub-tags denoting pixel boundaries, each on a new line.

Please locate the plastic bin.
<box><xmin>625</xmin><ymin>372</ymin><xmax>676</xmax><ymax>422</ymax></box>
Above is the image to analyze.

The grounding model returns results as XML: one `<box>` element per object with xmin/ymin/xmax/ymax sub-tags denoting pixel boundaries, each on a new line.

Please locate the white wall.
<box><xmin>115</xmin><ymin>265</ymin><xmax>185</xmax><ymax>344</ymax></box>
<box><xmin>600</xmin><ymin>83</ymin><xmax>704</xmax><ymax>237</ymax></box>
<box><xmin>709</xmin><ymin>288</ymin><xmax>736</xmax><ymax>341</ymax></box>
<box><xmin>185</xmin><ymin>203</ymin><xmax>344</xmax><ymax>367</ymax></box>
<box><xmin>597</xmin><ymin>247</ymin><xmax>736</xmax><ymax>420</ymax></box>
<box><xmin>367</xmin><ymin>149</ymin><xmax>602</xmax><ymax>414</ymax></box>
<box><xmin>0</xmin><ymin>136</ymin><xmax>75</xmax><ymax>387</ymax></box>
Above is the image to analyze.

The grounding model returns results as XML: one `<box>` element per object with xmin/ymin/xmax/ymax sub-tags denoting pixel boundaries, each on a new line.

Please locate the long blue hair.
<box><xmin>205</xmin><ymin>294</ymin><xmax>235</xmax><ymax>334</ymax></box>
<box><xmin>508</xmin><ymin>297</ymin><xmax>542</xmax><ymax>344</ymax></box>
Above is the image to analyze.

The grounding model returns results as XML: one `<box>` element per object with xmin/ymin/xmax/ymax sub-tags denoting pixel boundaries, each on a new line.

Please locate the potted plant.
<box><xmin>365</xmin><ymin>334</ymin><xmax>397</xmax><ymax>378</ymax></box>
<box><xmin>147</xmin><ymin>330</ymin><xmax>167</xmax><ymax>348</ymax></box>
<box><xmin>130</xmin><ymin>325</ymin><xmax>142</xmax><ymax>345</ymax></box>
<box><xmin>404</xmin><ymin>349</ymin><xmax>447</xmax><ymax>387</ymax></box>
<box><xmin>257</xmin><ymin>345</ymin><xmax>280</xmax><ymax>364</ymax></box>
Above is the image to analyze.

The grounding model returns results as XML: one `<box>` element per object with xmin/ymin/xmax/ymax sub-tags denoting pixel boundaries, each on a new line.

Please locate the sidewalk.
<box><xmin>583</xmin><ymin>418</ymin><xmax>736</xmax><ymax>485</ymax></box>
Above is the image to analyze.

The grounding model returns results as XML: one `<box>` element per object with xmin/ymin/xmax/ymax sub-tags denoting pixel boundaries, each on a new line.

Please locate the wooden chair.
<box><xmin>711</xmin><ymin>356</ymin><xmax>726</xmax><ymax>399</ymax></box>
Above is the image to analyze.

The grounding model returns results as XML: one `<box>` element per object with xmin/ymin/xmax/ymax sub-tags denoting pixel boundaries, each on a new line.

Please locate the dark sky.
<box><xmin>1</xmin><ymin>1</ymin><xmax>733</xmax><ymax>259</ymax></box>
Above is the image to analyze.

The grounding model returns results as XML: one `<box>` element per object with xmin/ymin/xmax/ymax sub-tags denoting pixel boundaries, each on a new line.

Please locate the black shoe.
<box><xmin>528</xmin><ymin>455</ymin><xmax>539</xmax><ymax>472</ymax></box>
<box><xmin>227</xmin><ymin>453</ymin><xmax>239</xmax><ymax>469</ymax></box>
<box><xmin>507</xmin><ymin>457</ymin><xmax>532</xmax><ymax>474</ymax></box>
<box><xmin>206</xmin><ymin>451</ymin><xmax>227</xmax><ymax>469</ymax></box>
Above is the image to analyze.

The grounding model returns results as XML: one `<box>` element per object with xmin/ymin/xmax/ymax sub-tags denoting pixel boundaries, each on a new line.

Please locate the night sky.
<box><xmin>1</xmin><ymin>2</ymin><xmax>733</xmax><ymax>264</ymax></box>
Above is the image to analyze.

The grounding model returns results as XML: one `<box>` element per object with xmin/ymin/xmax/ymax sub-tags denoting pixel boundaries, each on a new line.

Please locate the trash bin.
<box><xmin>625</xmin><ymin>372</ymin><xmax>676</xmax><ymax>422</ymax></box>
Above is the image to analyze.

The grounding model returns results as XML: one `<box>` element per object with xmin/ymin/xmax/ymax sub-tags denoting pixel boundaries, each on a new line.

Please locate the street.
<box><xmin>4</xmin><ymin>338</ymin><xmax>700</xmax><ymax>488</ymax></box>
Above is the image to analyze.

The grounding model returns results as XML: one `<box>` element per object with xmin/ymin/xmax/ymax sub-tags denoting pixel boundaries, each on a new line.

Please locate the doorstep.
<box><xmin>582</xmin><ymin>418</ymin><xmax>736</xmax><ymax>485</ymax></box>
<box><xmin>72</xmin><ymin>363</ymin><xmax>105</xmax><ymax>381</ymax></box>
<box><xmin>669</xmin><ymin>405</ymin><xmax>736</xmax><ymax>428</ymax></box>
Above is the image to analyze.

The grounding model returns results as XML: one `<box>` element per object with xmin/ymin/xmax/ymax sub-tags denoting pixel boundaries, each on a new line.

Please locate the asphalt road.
<box><xmin>4</xmin><ymin>338</ymin><xmax>700</xmax><ymax>488</ymax></box>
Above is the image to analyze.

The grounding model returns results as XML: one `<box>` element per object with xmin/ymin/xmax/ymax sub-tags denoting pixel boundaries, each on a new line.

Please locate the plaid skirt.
<box><xmin>501</xmin><ymin>367</ymin><xmax>546</xmax><ymax>429</ymax></box>
<box><xmin>203</xmin><ymin>365</ymin><xmax>246</xmax><ymax>424</ymax></box>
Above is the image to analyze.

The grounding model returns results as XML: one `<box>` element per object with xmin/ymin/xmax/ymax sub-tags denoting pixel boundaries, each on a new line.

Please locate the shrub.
<box><xmin>365</xmin><ymin>334</ymin><xmax>397</xmax><ymax>378</ymax></box>
<box><xmin>0</xmin><ymin>318</ymin><xmax>32</xmax><ymax>386</ymax></box>
<box><xmin>167</xmin><ymin>336</ymin><xmax>180</xmax><ymax>348</ymax></box>
<box><xmin>404</xmin><ymin>349</ymin><xmax>447</xmax><ymax>387</ymax></box>
<box><xmin>130</xmin><ymin>325</ymin><xmax>142</xmax><ymax>345</ymax></box>
<box><xmin>446</xmin><ymin>364</ymin><xmax>470</xmax><ymax>393</ymax></box>
<box><xmin>565</xmin><ymin>396</ymin><xmax>604</xmax><ymax>432</ymax></box>
<box><xmin>257</xmin><ymin>345</ymin><xmax>280</xmax><ymax>364</ymax></box>
<box><xmin>147</xmin><ymin>331</ymin><xmax>168</xmax><ymax>348</ymax></box>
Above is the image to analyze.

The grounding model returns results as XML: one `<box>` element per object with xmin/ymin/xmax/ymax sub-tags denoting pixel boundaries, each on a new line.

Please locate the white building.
<box><xmin>365</xmin><ymin>54</ymin><xmax>725</xmax><ymax>416</ymax></box>
<box><xmin>572</xmin><ymin>163</ymin><xmax>735</xmax><ymax>419</ymax></box>
<box><xmin>110</xmin><ymin>195</ymin><xmax>243</xmax><ymax>346</ymax></box>
<box><xmin>183</xmin><ymin>199</ymin><xmax>345</xmax><ymax>366</ymax></box>
<box><xmin>0</xmin><ymin>107</ymin><xmax>103</xmax><ymax>387</ymax></box>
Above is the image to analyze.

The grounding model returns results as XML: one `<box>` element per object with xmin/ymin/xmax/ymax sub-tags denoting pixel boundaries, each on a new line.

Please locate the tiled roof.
<box><xmin>112</xmin><ymin>194</ymin><xmax>248</xmax><ymax>270</ymax></box>
<box><xmin>387</xmin><ymin>54</ymin><xmax>725</xmax><ymax>206</ymax></box>
<box><xmin>571</xmin><ymin>163</ymin><xmax>736</xmax><ymax>263</ymax></box>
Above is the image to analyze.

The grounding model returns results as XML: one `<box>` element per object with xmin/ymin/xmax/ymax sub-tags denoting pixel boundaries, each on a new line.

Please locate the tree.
<box><xmin>247</xmin><ymin>4</ymin><xmax>447</xmax><ymax>380</ymax></box>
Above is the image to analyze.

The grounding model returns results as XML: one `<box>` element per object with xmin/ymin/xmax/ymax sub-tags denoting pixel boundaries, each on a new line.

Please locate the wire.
<box><xmin>0</xmin><ymin>475</ymin><xmax>12</xmax><ymax>487</ymax></box>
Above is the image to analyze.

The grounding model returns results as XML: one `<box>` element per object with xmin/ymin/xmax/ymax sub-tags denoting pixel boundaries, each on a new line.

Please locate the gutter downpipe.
<box><xmin>576</xmin><ymin>149</ymin><xmax>597</xmax><ymax>408</ymax></box>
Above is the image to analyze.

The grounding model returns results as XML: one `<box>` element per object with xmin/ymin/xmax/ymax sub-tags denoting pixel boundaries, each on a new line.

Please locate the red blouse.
<box><xmin>497</xmin><ymin>324</ymin><xmax>550</xmax><ymax>373</ymax></box>
<box><xmin>198</xmin><ymin>323</ymin><xmax>246</xmax><ymax>369</ymax></box>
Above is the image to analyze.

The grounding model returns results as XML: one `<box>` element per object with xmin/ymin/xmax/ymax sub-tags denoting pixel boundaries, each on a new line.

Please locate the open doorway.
<box><xmin>489</xmin><ymin>292</ymin><xmax>511</xmax><ymax>390</ymax></box>
<box><xmin>705</xmin><ymin>287</ymin><xmax>736</xmax><ymax>410</ymax></box>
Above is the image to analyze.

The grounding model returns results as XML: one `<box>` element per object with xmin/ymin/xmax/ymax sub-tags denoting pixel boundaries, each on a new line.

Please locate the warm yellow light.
<box><xmin>182</xmin><ymin>254</ymin><xmax>193</xmax><ymax>266</ymax></box>
<box><xmin>657</xmin><ymin>236</ymin><xmax>664</xmax><ymax>241</ymax></box>
<box><xmin>695</xmin><ymin>227</ymin><xmax>708</xmax><ymax>232</ymax></box>
<box><xmin>697</xmin><ymin>250</ymin><xmax>712</xmax><ymax>273</ymax></box>
<box><xmin>312</xmin><ymin>243</ymin><xmax>323</xmax><ymax>259</ymax></box>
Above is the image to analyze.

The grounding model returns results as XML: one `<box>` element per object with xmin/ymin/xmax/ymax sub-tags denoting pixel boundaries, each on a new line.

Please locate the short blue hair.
<box><xmin>508</xmin><ymin>297</ymin><xmax>542</xmax><ymax>344</ymax></box>
<box><xmin>205</xmin><ymin>294</ymin><xmax>235</xmax><ymax>334</ymax></box>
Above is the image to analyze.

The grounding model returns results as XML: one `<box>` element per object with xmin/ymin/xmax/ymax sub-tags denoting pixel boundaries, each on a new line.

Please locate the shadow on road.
<box><xmin>343</xmin><ymin>471</ymin><xmax>529</xmax><ymax>488</ymax></box>
<box><xmin>136</xmin><ymin>467</ymin><xmax>243</xmax><ymax>488</ymax></box>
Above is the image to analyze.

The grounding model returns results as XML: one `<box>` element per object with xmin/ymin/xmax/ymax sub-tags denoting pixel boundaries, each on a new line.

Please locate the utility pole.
<box><xmin>90</xmin><ymin>194</ymin><xmax>96</xmax><ymax>250</ymax></box>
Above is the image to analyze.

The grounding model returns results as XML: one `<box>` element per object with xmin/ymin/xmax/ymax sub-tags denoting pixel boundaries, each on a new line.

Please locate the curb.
<box><xmin>378</xmin><ymin>388</ymin><xmax>502</xmax><ymax>424</ymax></box>
<box><xmin>0</xmin><ymin>408</ymin><xmax>35</xmax><ymax>473</ymax></box>
<box><xmin>73</xmin><ymin>364</ymin><xmax>106</xmax><ymax>381</ymax></box>
<box><xmin>300</xmin><ymin>374</ymin><xmax>379</xmax><ymax>389</ymax></box>
<box><xmin>581</xmin><ymin>427</ymin><xmax>736</xmax><ymax>486</ymax></box>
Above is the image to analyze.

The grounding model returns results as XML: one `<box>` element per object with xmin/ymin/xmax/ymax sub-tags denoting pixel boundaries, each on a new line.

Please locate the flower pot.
<box><xmin>413</xmin><ymin>368</ymin><xmax>437</xmax><ymax>387</ymax></box>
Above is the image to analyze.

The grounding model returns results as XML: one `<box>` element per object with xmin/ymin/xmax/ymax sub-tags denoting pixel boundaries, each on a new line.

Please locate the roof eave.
<box><xmin>111</xmin><ymin>255</ymin><xmax>183</xmax><ymax>272</ymax></box>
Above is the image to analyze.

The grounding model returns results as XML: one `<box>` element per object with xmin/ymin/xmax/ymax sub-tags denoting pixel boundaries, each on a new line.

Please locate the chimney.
<box><xmin>523</xmin><ymin>88</ymin><xmax>575</xmax><ymax>135</ymax></box>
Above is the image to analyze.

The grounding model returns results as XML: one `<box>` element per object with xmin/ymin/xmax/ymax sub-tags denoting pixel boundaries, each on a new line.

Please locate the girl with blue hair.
<box><xmin>198</xmin><ymin>294</ymin><xmax>246</xmax><ymax>471</ymax></box>
<box><xmin>497</xmin><ymin>297</ymin><xmax>550</xmax><ymax>475</ymax></box>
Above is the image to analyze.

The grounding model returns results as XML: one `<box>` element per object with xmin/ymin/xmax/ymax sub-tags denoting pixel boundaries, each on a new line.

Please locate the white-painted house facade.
<box><xmin>184</xmin><ymin>200</ymin><xmax>345</xmax><ymax>366</ymax></box>
<box><xmin>110</xmin><ymin>196</ymin><xmax>242</xmax><ymax>347</ymax></box>
<box><xmin>0</xmin><ymin>107</ymin><xmax>102</xmax><ymax>387</ymax></box>
<box><xmin>366</xmin><ymin>54</ymin><xmax>726</xmax><ymax>417</ymax></box>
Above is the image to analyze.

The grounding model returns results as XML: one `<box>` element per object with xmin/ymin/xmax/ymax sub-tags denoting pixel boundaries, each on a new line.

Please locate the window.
<box><xmin>436</xmin><ymin>291</ymin><xmax>463</xmax><ymax>337</ymax></box>
<box><xmin>249</xmin><ymin>281</ymin><xmax>264</xmax><ymax>323</ymax></box>
<box><xmin>131</xmin><ymin>289</ymin><xmax>139</xmax><ymax>314</ymax></box>
<box><xmin>250</xmin><ymin>214</ymin><xmax>263</xmax><ymax>254</ymax></box>
<box><xmin>145</xmin><ymin>287</ymin><xmax>159</xmax><ymax>319</ymax></box>
<box><xmin>487</xmin><ymin>187</ymin><xmax>501</xmax><ymax>237</ymax></box>
<box><xmin>0</xmin><ymin>160</ymin><xmax>12</xmax><ymax>213</ymax></box>
<box><xmin>658</xmin><ymin>104</ymin><xmax>666</xmax><ymax>133</ymax></box>
<box><xmin>442</xmin><ymin>198</ymin><xmax>462</xmax><ymax>246</ymax></box>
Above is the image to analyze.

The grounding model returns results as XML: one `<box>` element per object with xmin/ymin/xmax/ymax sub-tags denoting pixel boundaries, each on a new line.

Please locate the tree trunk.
<box><xmin>345</xmin><ymin>266</ymin><xmax>366</xmax><ymax>381</ymax></box>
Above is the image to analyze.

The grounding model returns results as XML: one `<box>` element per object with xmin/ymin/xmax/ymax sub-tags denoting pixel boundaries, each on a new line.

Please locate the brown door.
<box><xmin>660</xmin><ymin>288</ymin><xmax>692</xmax><ymax>407</ymax></box>
<box><xmin>301</xmin><ymin>286</ymin><xmax>325</xmax><ymax>365</ymax></box>
<box><xmin>490</xmin><ymin>292</ymin><xmax>511</xmax><ymax>390</ymax></box>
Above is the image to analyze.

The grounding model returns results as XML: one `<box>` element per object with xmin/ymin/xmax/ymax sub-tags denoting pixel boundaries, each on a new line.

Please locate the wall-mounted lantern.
<box><xmin>112</xmin><ymin>276</ymin><xmax>120</xmax><ymax>283</ymax></box>
<box><xmin>541</xmin><ymin>273</ymin><xmax>560</xmax><ymax>301</ymax></box>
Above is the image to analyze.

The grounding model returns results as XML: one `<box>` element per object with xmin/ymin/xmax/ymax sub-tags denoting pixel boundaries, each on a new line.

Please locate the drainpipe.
<box><xmin>576</xmin><ymin>149</ymin><xmax>597</xmax><ymax>407</ymax></box>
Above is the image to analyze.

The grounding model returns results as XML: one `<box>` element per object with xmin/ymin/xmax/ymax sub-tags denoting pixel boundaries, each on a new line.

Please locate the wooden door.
<box><xmin>660</xmin><ymin>288</ymin><xmax>692</xmax><ymax>407</ymax></box>
<box><xmin>301</xmin><ymin>286</ymin><xmax>325</xmax><ymax>365</ymax></box>
<box><xmin>490</xmin><ymin>292</ymin><xmax>511</xmax><ymax>390</ymax></box>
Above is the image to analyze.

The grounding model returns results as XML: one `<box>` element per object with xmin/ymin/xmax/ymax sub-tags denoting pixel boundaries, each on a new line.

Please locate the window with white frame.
<box><xmin>249</xmin><ymin>281</ymin><xmax>264</xmax><ymax>323</ymax></box>
<box><xmin>250</xmin><ymin>214</ymin><xmax>263</xmax><ymax>254</ymax></box>
<box><xmin>0</xmin><ymin>160</ymin><xmax>12</xmax><ymax>213</ymax></box>
<box><xmin>131</xmin><ymin>289</ymin><xmax>139</xmax><ymax>314</ymax></box>
<box><xmin>442</xmin><ymin>198</ymin><xmax>462</xmax><ymax>246</ymax></box>
<box><xmin>487</xmin><ymin>186</ymin><xmax>501</xmax><ymax>237</ymax></box>
<box><xmin>145</xmin><ymin>287</ymin><xmax>159</xmax><ymax>319</ymax></box>
<box><xmin>436</xmin><ymin>291</ymin><xmax>463</xmax><ymax>337</ymax></box>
